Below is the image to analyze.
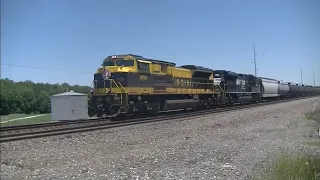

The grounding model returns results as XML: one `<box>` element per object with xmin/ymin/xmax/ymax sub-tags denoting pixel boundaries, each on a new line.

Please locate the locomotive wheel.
<box><xmin>155</xmin><ymin>102</ymin><xmax>160</xmax><ymax>112</ymax></box>
<box><xmin>108</xmin><ymin>104</ymin><xmax>121</xmax><ymax>117</ymax></box>
<box><xmin>88</xmin><ymin>107</ymin><xmax>96</xmax><ymax>117</ymax></box>
<box><xmin>148</xmin><ymin>102</ymin><xmax>160</xmax><ymax>116</ymax></box>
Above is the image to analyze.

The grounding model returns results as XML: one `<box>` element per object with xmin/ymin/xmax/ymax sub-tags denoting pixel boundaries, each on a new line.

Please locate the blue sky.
<box><xmin>1</xmin><ymin>0</ymin><xmax>319</xmax><ymax>86</ymax></box>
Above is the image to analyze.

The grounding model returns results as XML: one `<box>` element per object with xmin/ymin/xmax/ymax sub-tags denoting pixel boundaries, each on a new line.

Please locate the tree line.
<box><xmin>0</xmin><ymin>78</ymin><xmax>92</xmax><ymax>115</ymax></box>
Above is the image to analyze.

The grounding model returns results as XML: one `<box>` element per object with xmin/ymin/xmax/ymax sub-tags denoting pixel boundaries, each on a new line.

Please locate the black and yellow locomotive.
<box><xmin>89</xmin><ymin>54</ymin><xmax>224</xmax><ymax>117</ymax></box>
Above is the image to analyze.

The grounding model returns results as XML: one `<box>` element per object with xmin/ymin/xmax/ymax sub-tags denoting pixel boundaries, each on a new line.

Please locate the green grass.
<box><xmin>305</xmin><ymin>110</ymin><xmax>320</xmax><ymax>123</ymax></box>
<box><xmin>305</xmin><ymin>140</ymin><xmax>320</xmax><ymax>146</ymax></box>
<box><xmin>0</xmin><ymin>114</ymin><xmax>51</xmax><ymax>127</ymax></box>
<box><xmin>261</xmin><ymin>154</ymin><xmax>320</xmax><ymax>180</ymax></box>
<box><xmin>0</xmin><ymin>114</ymin><xmax>38</xmax><ymax>122</ymax></box>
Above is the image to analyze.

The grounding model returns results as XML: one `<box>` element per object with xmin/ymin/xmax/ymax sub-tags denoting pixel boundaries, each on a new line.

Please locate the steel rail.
<box><xmin>1</xmin><ymin>96</ymin><xmax>312</xmax><ymax>132</ymax></box>
<box><xmin>0</xmin><ymin>96</ymin><xmax>314</xmax><ymax>143</ymax></box>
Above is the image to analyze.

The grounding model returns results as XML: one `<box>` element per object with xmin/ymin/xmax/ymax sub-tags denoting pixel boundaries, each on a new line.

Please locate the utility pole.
<box><xmin>313</xmin><ymin>73</ymin><xmax>316</xmax><ymax>86</ymax></box>
<box><xmin>253</xmin><ymin>46</ymin><xmax>258</xmax><ymax>77</ymax></box>
<box><xmin>300</xmin><ymin>68</ymin><xmax>303</xmax><ymax>85</ymax></box>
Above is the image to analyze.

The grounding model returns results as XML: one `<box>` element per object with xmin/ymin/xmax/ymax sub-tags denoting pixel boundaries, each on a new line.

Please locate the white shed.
<box><xmin>50</xmin><ymin>90</ymin><xmax>89</xmax><ymax>121</ymax></box>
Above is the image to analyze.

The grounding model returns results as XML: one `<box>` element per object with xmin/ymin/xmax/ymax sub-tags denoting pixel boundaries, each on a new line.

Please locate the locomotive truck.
<box><xmin>88</xmin><ymin>54</ymin><xmax>320</xmax><ymax>118</ymax></box>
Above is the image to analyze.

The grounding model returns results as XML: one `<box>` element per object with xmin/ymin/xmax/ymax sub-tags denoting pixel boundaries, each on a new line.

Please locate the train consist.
<box><xmin>88</xmin><ymin>54</ymin><xmax>320</xmax><ymax>118</ymax></box>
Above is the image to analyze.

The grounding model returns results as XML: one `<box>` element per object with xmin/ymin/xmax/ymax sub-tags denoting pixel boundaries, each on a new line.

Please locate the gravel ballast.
<box><xmin>1</xmin><ymin>97</ymin><xmax>320</xmax><ymax>180</ymax></box>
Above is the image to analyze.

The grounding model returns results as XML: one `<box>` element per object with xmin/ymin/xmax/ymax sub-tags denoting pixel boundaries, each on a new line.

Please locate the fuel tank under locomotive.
<box><xmin>163</xmin><ymin>99</ymin><xmax>200</xmax><ymax>110</ymax></box>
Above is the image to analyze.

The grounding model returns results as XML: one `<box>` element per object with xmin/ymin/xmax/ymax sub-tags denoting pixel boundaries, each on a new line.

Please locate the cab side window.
<box><xmin>138</xmin><ymin>62</ymin><xmax>149</xmax><ymax>71</ymax></box>
<box><xmin>161</xmin><ymin>64</ymin><xmax>167</xmax><ymax>73</ymax></box>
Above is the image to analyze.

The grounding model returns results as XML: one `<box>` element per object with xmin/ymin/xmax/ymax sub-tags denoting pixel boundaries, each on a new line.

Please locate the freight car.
<box><xmin>88</xmin><ymin>54</ymin><xmax>320</xmax><ymax>118</ymax></box>
<box><xmin>259</xmin><ymin>79</ymin><xmax>290</xmax><ymax>100</ymax></box>
<box><xmin>278</xmin><ymin>81</ymin><xmax>290</xmax><ymax>99</ymax></box>
<box><xmin>259</xmin><ymin>77</ymin><xmax>280</xmax><ymax>101</ymax></box>
<box><xmin>286</xmin><ymin>82</ymin><xmax>300</xmax><ymax>98</ymax></box>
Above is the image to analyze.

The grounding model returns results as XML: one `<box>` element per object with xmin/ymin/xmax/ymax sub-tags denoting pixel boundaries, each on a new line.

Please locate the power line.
<box><xmin>1</xmin><ymin>63</ymin><xmax>93</xmax><ymax>74</ymax></box>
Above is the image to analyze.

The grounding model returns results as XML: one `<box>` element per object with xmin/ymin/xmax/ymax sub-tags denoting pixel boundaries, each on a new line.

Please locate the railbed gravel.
<box><xmin>1</xmin><ymin>97</ymin><xmax>320</xmax><ymax>180</ymax></box>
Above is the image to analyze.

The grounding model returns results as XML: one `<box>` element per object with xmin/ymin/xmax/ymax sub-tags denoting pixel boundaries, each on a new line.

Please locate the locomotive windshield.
<box><xmin>102</xmin><ymin>60</ymin><xmax>134</xmax><ymax>67</ymax></box>
<box><xmin>116</xmin><ymin>60</ymin><xmax>134</xmax><ymax>66</ymax></box>
<box><xmin>103</xmin><ymin>61</ymin><xmax>115</xmax><ymax>66</ymax></box>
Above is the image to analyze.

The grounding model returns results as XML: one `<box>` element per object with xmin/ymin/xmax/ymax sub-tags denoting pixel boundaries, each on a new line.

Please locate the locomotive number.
<box><xmin>186</xmin><ymin>80</ymin><xmax>192</xmax><ymax>87</ymax></box>
<box><xmin>140</xmin><ymin>75</ymin><xmax>148</xmax><ymax>81</ymax></box>
<box><xmin>175</xmin><ymin>79</ymin><xmax>192</xmax><ymax>87</ymax></box>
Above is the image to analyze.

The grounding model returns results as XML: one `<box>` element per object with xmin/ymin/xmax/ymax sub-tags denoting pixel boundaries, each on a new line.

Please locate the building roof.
<box><xmin>52</xmin><ymin>90</ymin><xmax>86</xmax><ymax>96</ymax></box>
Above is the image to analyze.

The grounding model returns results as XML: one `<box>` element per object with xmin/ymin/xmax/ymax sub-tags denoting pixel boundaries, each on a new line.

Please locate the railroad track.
<box><xmin>0</xmin><ymin>96</ymin><xmax>315</xmax><ymax>143</ymax></box>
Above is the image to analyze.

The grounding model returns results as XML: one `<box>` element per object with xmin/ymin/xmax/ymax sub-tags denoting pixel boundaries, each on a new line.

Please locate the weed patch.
<box><xmin>261</xmin><ymin>154</ymin><xmax>320</xmax><ymax>180</ymax></box>
<box><xmin>305</xmin><ymin>140</ymin><xmax>320</xmax><ymax>146</ymax></box>
<box><xmin>305</xmin><ymin>110</ymin><xmax>320</xmax><ymax>123</ymax></box>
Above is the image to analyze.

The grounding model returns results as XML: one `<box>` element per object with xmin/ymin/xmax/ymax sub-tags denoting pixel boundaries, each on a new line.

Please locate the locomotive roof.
<box><xmin>107</xmin><ymin>54</ymin><xmax>176</xmax><ymax>66</ymax></box>
<box><xmin>130</xmin><ymin>54</ymin><xmax>176</xmax><ymax>65</ymax></box>
<box><xmin>213</xmin><ymin>70</ymin><xmax>239</xmax><ymax>77</ymax></box>
<box><xmin>148</xmin><ymin>59</ymin><xmax>176</xmax><ymax>66</ymax></box>
<box><xmin>180</xmin><ymin>65</ymin><xmax>213</xmax><ymax>72</ymax></box>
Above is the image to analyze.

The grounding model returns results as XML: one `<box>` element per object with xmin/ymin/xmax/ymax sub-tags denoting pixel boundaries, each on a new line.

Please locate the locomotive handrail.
<box><xmin>117</xmin><ymin>82</ymin><xmax>128</xmax><ymax>106</ymax></box>
<box><xmin>117</xmin><ymin>82</ymin><xmax>127</xmax><ymax>93</ymax></box>
<box><xmin>215</xmin><ymin>84</ymin><xmax>226</xmax><ymax>101</ymax></box>
<box><xmin>109</xmin><ymin>79</ymin><xmax>124</xmax><ymax>104</ymax></box>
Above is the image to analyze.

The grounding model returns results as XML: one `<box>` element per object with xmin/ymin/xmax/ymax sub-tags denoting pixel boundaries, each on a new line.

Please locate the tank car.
<box><xmin>306</xmin><ymin>86</ymin><xmax>313</xmax><ymax>96</ymax></box>
<box><xmin>299</xmin><ymin>85</ymin><xmax>306</xmax><ymax>96</ymax></box>
<box><xmin>278</xmin><ymin>81</ymin><xmax>290</xmax><ymax>99</ymax></box>
<box><xmin>259</xmin><ymin>77</ymin><xmax>280</xmax><ymax>101</ymax></box>
<box><xmin>286</xmin><ymin>83</ymin><xmax>299</xmax><ymax>98</ymax></box>
<box><xmin>316</xmin><ymin>86</ymin><xmax>320</xmax><ymax>95</ymax></box>
<box><xmin>312</xmin><ymin>86</ymin><xmax>318</xmax><ymax>95</ymax></box>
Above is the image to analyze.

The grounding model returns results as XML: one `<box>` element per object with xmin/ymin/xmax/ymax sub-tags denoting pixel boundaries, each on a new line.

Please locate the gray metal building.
<box><xmin>50</xmin><ymin>90</ymin><xmax>88</xmax><ymax>121</ymax></box>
